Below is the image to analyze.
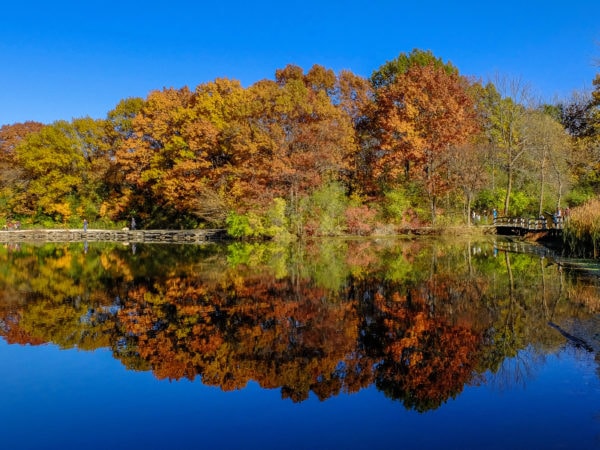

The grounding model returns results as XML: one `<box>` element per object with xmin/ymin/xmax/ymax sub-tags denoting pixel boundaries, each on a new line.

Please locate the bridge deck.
<box><xmin>494</xmin><ymin>216</ymin><xmax>564</xmax><ymax>236</ymax></box>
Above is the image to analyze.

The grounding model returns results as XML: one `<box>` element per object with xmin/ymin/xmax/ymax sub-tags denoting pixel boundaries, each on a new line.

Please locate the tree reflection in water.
<box><xmin>0</xmin><ymin>237</ymin><xmax>598</xmax><ymax>411</ymax></box>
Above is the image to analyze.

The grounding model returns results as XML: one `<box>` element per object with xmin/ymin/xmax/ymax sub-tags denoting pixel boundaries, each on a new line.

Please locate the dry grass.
<box><xmin>563</xmin><ymin>198</ymin><xmax>600</xmax><ymax>257</ymax></box>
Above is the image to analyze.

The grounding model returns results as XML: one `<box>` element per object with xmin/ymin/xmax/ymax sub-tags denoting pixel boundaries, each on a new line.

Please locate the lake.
<box><xmin>0</xmin><ymin>236</ymin><xmax>599</xmax><ymax>449</ymax></box>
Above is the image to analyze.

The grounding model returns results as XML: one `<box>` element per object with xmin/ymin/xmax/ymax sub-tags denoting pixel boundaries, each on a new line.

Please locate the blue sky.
<box><xmin>1</xmin><ymin>0</ymin><xmax>599</xmax><ymax>126</ymax></box>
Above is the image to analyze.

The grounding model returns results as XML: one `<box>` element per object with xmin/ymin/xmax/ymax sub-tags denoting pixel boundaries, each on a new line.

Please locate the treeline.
<box><xmin>1</xmin><ymin>49</ymin><xmax>600</xmax><ymax>236</ymax></box>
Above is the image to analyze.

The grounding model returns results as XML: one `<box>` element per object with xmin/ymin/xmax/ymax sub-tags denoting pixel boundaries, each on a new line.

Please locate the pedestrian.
<box><xmin>492</xmin><ymin>208</ymin><xmax>497</xmax><ymax>224</ymax></box>
<box><xmin>556</xmin><ymin>207</ymin><xmax>563</xmax><ymax>228</ymax></box>
<box><xmin>83</xmin><ymin>218</ymin><xmax>88</xmax><ymax>232</ymax></box>
<box><xmin>131</xmin><ymin>217</ymin><xmax>136</xmax><ymax>230</ymax></box>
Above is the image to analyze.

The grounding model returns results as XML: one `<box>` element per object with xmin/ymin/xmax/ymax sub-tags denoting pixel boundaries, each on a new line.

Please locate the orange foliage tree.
<box><xmin>373</xmin><ymin>64</ymin><xmax>479</xmax><ymax>223</ymax></box>
<box><xmin>110</xmin><ymin>66</ymin><xmax>359</xmax><ymax>229</ymax></box>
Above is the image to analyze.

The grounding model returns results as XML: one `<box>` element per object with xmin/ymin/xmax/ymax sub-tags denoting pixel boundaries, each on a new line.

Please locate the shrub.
<box><xmin>301</xmin><ymin>181</ymin><xmax>349</xmax><ymax>236</ymax></box>
<box><xmin>345</xmin><ymin>204</ymin><xmax>378</xmax><ymax>235</ymax></box>
<box><xmin>226</xmin><ymin>212</ymin><xmax>262</xmax><ymax>239</ymax></box>
<box><xmin>382</xmin><ymin>188</ymin><xmax>412</xmax><ymax>223</ymax></box>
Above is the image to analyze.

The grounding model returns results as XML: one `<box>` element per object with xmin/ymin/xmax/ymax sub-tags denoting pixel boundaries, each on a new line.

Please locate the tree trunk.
<box><xmin>430</xmin><ymin>196</ymin><xmax>437</xmax><ymax>226</ymax></box>
<box><xmin>538</xmin><ymin>151</ymin><xmax>546</xmax><ymax>217</ymax></box>
<box><xmin>504</xmin><ymin>163</ymin><xmax>512</xmax><ymax>216</ymax></box>
<box><xmin>467</xmin><ymin>193</ymin><xmax>472</xmax><ymax>227</ymax></box>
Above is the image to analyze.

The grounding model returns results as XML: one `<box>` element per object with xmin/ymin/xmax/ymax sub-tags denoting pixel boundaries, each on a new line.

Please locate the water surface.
<box><xmin>0</xmin><ymin>237</ymin><xmax>599</xmax><ymax>449</ymax></box>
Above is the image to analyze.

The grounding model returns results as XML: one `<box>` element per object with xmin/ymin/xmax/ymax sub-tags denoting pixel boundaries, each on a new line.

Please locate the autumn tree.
<box><xmin>210</xmin><ymin>65</ymin><xmax>359</xmax><ymax>236</ymax></box>
<box><xmin>112</xmin><ymin>85</ymin><xmax>228</xmax><ymax>226</ymax></box>
<box><xmin>563</xmin><ymin>75</ymin><xmax>600</xmax><ymax>201</ymax></box>
<box><xmin>334</xmin><ymin>70</ymin><xmax>376</xmax><ymax>194</ymax></box>
<box><xmin>0</xmin><ymin>121</ymin><xmax>44</xmax><ymax>162</ymax></box>
<box><xmin>370</xmin><ymin>48</ymin><xmax>458</xmax><ymax>90</ymax></box>
<box><xmin>106</xmin><ymin>97</ymin><xmax>145</xmax><ymax>142</ymax></box>
<box><xmin>592</xmin><ymin>73</ymin><xmax>600</xmax><ymax>128</ymax></box>
<box><xmin>258</xmin><ymin>65</ymin><xmax>357</xmax><ymax>231</ymax></box>
<box><xmin>70</xmin><ymin>117</ymin><xmax>113</xmax><ymax>218</ymax></box>
<box><xmin>100</xmin><ymin>97</ymin><xmax>146</xmax><ymax>219</ymax></box>
<box><xmin>372</xmin><ymin>62</ymin><xmax>479</xmax><ymax>223</ymax></box>
<box><xmin>14</xmin><ymin>119</ymin><xmax>109</xmax><ymax>222</ymax></box>
<box><xmin>0</xmin><ymin>121</ymin><xmax>44</xmax><ymax>219</ymax></box>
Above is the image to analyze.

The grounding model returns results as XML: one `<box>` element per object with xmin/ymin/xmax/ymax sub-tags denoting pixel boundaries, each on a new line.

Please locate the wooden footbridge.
<box><xmin>494</xmin><ymin>216</ymin><xmax>564</xmax><ymax>236</ymax></box>
<box><xmin>0</xmin><ymin>228</ymin><xmax>227</xmax><ymax>244</ymax></box>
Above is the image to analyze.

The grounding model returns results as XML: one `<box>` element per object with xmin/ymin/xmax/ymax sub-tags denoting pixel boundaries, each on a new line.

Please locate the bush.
<box><xmin>226</xmin><ymin>198</ymin><xmax>295</xmax><ymax>241</ymax></box>
<box><xmin>382</xmin><ymin>188</ymin><xmax>412</xmax><ymax>223</ymax></box>
<box><xmin>301</xmin><ymin>181</ymin><xmax>349</xmax><ymax>236</ymax></box>
<box><xmin>474</xmin><ymin>189</ymin><xmax>504</xmax><ymax>214</ymax></box>
<box><xmin>565</xmin><ymin>188</ymin><xmax>595</xmax><ymax>208</ymax></box>
<box><xmin>345</xmin><ymin>204</ymin><xmax>378</xmax><ymax>235</ymax></box>
<box><xmin>226</xmin><ymin>212</ymin><xmax>261</xmax><ymax>239</ymax></box>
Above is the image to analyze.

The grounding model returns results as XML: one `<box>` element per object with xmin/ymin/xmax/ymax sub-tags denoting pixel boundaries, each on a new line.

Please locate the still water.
<box><xmin>0</xmin><ymin>237</ymin><xmax>599</xmax><ymax>449</ymax></box>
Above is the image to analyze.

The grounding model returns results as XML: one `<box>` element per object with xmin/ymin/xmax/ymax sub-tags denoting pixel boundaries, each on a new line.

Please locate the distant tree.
<box><xmin>0</xmin><ymin>121</ymin><xmax>45</xmax><ymax>156</ymax></box>
<box><xmin>590</xmin><ymin>73</ymin><xmax>600</xmax><ymax>137</ymax></box>
<box><xmin>566</xmin><ymin>73</ymin><xmax>600</xmax><ymax>200</ymax></box>
<box><xmin>547</xmin><ymin>78</ymin><xmax>600</xmax><ymax>204</ymax></box>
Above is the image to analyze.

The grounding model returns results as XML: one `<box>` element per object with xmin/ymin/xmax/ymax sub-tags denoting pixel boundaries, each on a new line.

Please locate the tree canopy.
<box><xmin>1</xmin><ymin>50</ymin><xmax>598</xmax><ymax>234</ymax></box>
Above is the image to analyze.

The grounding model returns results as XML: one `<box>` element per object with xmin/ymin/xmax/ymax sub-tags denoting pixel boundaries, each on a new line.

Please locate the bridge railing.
<box><xmin>494</xmin><ymin>216</ymin><xmax>564</xmax><ymax>230</ymax></box>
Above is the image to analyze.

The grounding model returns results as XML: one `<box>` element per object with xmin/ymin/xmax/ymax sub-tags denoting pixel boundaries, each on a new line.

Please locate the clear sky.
<box><xmin>1</xmin><ymin>0</ymin><xmax>599</xmax><ymax>126</ymax></box>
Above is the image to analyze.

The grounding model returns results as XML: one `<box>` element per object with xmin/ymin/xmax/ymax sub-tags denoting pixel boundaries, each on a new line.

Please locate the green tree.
<box><xmin>520</xmin><ymin>109</ymin><xmax>572</xmax><ymax>215</ymax></box>
<box><xmin>482</xmin><ymin>77</ymin><xmax>530</xmax><ymax>215</ymax></box>
<box><xmin>370</xmin><ymin>48</ymin><xmax>458</xmax><ymax>89</ymax></box>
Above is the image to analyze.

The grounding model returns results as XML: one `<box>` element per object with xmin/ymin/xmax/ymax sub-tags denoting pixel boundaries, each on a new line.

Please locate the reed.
<box><xmin>563</xmin><ymin>198</ymin><xmax>600</xmax><ymax>258</ymax></box>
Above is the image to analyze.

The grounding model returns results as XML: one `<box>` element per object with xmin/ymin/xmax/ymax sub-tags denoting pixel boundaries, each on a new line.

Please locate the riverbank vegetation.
<box><xmin>1</xmin><ymin>49</ymin><xmax>600</xmax><ymax>239</ymax></box>
<box><xmin>563</xmin><ymin>197</ymin><xmax>600</xmax><ymax>257</ymax></box>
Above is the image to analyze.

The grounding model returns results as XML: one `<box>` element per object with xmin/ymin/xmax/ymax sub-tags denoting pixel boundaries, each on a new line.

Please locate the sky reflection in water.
<box><xmin>0</xmin><ymin>238</ymin><xmax>599</xmax><ymax>449</ymax></box>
